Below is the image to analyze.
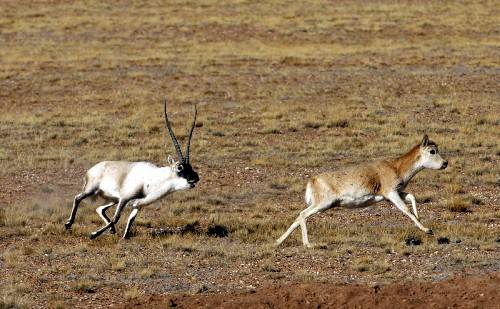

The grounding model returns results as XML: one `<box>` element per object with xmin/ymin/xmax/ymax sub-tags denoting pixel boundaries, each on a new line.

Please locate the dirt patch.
<box><xmin>123</xmin><ymin>272</ymin><xmax>500</xmax><ymax>308</ymax></box>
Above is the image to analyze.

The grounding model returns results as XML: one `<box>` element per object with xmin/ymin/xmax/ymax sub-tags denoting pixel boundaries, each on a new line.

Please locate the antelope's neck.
<box><xmin>392</xmin><ymin>144</ymin><xmax>423</xmax><ymax>184</ymax></box>
<box><xmin>149</xmin><ymin>166</ymin><xmax>175</xmax><ymax>184</ymax></box>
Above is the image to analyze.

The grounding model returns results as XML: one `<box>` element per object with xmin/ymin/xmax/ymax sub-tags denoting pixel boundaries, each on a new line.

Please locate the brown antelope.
<box><xmin>276</xmin><ymin>135</ymin><xmax>448</xmax><ymax>248</ymax></box>
<box><xmin>64</xmin><ymin>100</ymin><xmax>199</xmax><ymax>239</ymax></box>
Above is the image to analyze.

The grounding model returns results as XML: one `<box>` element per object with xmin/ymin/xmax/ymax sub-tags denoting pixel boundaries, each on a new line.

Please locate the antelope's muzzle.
<box><xmin>440</xmin><ymin>160</ymin><xmax>448</xmax><ymax>169</ymax></box>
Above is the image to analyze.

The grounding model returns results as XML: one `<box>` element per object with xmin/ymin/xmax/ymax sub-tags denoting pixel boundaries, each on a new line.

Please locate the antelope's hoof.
<box><xmin>425</xmin><ymin>229</ymin><xmax>434</xmax><ymax>235</ymax></box>
<box><xmin>89</xmin><ymin>233</ymin><xmax>98</xmax><ymax>240</ymax></box>
<box><xmin>110</xmin><ymin>227</ymin><xmax>116</xmax><ymax>234</ymax></box>
<box><xmin>64</xmin><ymin>222</ymin><xmax>72</xmax><ymax>230</ymax></box>
<box><xmin>304</xmin><ymin>243</ymin><xmax>313</xmax><ymax>249</ymax></box>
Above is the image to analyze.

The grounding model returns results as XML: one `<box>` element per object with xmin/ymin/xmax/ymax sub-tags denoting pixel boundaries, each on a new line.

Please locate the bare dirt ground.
<box><xmin>0</xmin><ymin>0</ymin><xmax>498</xmax><ymax>308</ymax></box>
<box><xmin>123</xmin><ymin>272</ymin><xmax>500</xmax><ymax>309</ymax></box>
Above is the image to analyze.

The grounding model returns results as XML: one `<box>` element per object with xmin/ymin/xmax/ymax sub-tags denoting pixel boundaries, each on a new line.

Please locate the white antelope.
<box><xmin>276</xmin><ymin>135</ymin><xmax>448</xmax><ymax>248</ymax></box>
<box><xmin>64</xmin><ymin>100</ymin><xmax>200</xmax><ymax>239</ymax></box>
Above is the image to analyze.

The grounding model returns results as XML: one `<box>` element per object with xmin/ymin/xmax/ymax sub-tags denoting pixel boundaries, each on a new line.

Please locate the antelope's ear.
<box><xmin>421</xmin><ymin>134</ymin><xmax>429</xmax><ymax>147</ymax></box>
<box><xmin>167</xmin><ymin>155</ymin><xmax>175</xmax><ymax>166</ymax></box>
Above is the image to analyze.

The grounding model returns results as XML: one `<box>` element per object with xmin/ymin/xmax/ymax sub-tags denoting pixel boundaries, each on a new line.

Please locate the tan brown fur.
<box><xmin>386</xmin><ymin>144</ymin><xmax>421</xmax><ymax>181</ymax></box>
<box><xmin>277</xmin><ymin>135</ymin><xmax>448</xmax><ymax>248</ymax></box>
<box><xmin>314</xmin><ymin>143</ymin><xmax>426</xmax><ymax>198</ymax></box>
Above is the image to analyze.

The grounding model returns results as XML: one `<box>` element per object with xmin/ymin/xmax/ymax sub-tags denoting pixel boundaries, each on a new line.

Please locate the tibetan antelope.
<box><xmin>276</xmin><ymin>135</ymin><xmax>448</xmax><ymax>248</ymax></box>
<box><xmin>64</xmin><ymin>100</ymin><xmax>199</xmax><ymax>239</ymax></box>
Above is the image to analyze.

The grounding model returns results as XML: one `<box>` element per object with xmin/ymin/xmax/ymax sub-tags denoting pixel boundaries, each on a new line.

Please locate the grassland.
<box><xmin>0</xmin><ymin>0</ymin><xmax>499</xmax><ymax>307</ymax></box>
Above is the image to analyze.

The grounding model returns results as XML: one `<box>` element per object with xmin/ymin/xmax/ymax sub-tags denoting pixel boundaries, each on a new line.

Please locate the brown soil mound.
<box><xmin>122</xmin><ymin>272</ymin><xmax>499</xmax><ymax>308</ymax></box>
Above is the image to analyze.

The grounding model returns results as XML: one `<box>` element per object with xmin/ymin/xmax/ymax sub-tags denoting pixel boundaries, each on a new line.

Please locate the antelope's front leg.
<box><xmin>121</xmin><ymin>191</ymin><xmax>167</xmax><ymax>239</ymax></box>
<box><xmin>400</xmin><ymin>192</ymin><xmax>418</xmax><ymax>219</ymax></box>
<box><xmin>387</xmin><ymin>191</ymin><xmax>432</xmax><ymax>235</ymax></box>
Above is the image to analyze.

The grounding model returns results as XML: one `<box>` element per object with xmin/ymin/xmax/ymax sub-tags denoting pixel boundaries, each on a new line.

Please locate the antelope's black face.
<box><xmin>175</xmin><ymin>162</ymin><xmax>199</xmax><ymax>188</ymax></box>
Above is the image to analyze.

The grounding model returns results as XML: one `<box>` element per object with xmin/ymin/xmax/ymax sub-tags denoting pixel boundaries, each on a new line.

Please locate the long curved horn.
<box><xmin>184</xmin><ymin>104</ymin><xmax>197</xmax><ymax>164</ymax></box>
<box><xmin>164</xmin><ymin>99</ymin><xmax>184</xmax><ymax>162</ymax></box>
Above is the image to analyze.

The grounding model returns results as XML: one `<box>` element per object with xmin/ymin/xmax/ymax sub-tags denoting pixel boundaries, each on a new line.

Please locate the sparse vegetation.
<box><xmin>0</xmin><ymin>0</ymin><xmax>498</xmax><ymax>307</ymax></box>
<box><xmin>353</xmin><ymin>257</ymin><xmax>391</xmax><ymax>274</ymax></box>
<box><xmin>71</xmin><ymin>280</ymin><xmax>96</xmax><ymax>294</ymax></box>
<box><xmin>124</xmin><ymin>286</ymin><xmax>141</xmax><ymax>301</ymax></box>
<box><xmin>446</xmin><ymin>196</ymin><xmax>470</xmax><ymax>213</ymax></box>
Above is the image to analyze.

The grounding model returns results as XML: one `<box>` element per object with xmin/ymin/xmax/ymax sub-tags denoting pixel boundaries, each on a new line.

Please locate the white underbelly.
<box><xmin>339</xmin><ymin>194</ymin><xmax>385</xmax><ymax>209</ymax></box>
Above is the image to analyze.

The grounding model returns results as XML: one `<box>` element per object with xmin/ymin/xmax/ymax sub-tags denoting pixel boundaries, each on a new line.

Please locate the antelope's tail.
<box><xmin>305</xmin><ymin>181</ymin><xmax>313</xmax><ymax>206</ymax></box>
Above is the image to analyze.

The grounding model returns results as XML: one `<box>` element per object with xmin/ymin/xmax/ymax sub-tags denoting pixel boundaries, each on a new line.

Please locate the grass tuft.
<box><xmin>446</xmin><ymin>196</ymin><xmax>470</xmax><ymax>212</ymax></box>
<box><xmin>71</xmin><ymin>280</ymin><xmax>96</xmax><ymax>294</ymax></box>
<box><xmin>124</xmin><ymin>286</ymin><xmax>140</xmax><ymax>301</ymax></box>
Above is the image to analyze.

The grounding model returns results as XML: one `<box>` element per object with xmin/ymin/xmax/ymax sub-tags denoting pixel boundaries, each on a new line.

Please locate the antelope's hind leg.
<box><xmin>96</xmin><ymin>202</ymin><xmax>117</xmax><ymax>234</ymax></box>
<box><xmin>299</xmin><ymin>202</ymin><xmax>334</xmax><ymax>248</ymax></box>
<box><xmin>276</xmin><ymin>201</ymin><xmax>333</xmax><ymax>248</ymax></box>
<box><xmin>276</xmin><ymin>179</ymin><xmax>336</xmax><ymax>248</ymax></box>
<box><xmin>90</xmin><ymin>198</ymin><xmax>129</xmax><ymax>239</ymax></box>
<box><xmin>275</xmin><ymin>211</ymin><xmax>305</xmax><ymax>247</ymax></box>
<box><xmin>65</xmin><ymin>188</ymin><xmax>97</xmax><ymax>230</ymax></box>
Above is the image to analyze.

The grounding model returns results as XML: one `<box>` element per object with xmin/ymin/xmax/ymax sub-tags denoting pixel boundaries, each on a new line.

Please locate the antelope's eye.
<box><xmin>176</xmin><ymin>165</ymin><xmax>184</xmax><ymax>172</ymax></box>
<box><xmin>430</xmin><ymin>149</ymin><xmax>436</xmax><ymax>155</ymax></box>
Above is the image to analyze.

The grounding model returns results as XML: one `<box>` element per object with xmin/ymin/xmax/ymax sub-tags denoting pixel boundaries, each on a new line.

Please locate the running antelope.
<box><xmin>276</xmin><ymin>135</ymin><xmax>448</xmax><ymax>248</ymax></box>
<box><xmin>64</xmin><ymin>100</ymin><xmax>199</xmax><ymax>239</ymax></box>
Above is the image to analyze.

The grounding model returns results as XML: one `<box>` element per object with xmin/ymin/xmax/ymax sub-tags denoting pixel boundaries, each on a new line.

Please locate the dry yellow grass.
<box><xmin>0</xmin><ymin>0</ymin><xmax>498</xmax><ymax>307</ymax></box>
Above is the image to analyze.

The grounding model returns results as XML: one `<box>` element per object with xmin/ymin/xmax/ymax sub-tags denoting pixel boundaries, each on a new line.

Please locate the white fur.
<box><xmin>65</xmin><ymin>158</ymin><xmax>193</xmax><ymax>239</ymax></box>
<box><xmin>304</xmin><ymin>182</ymin><xmax>313</xmax><ymax>206</ymax></box>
